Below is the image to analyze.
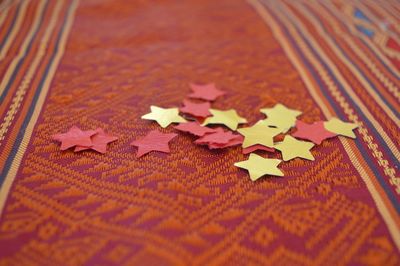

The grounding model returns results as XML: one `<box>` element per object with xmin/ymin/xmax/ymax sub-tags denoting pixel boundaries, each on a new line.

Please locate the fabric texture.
<box><xmin>0</xmin><ymin>0</ymin><xmax>399</xmax><ymax>265</ymax></box>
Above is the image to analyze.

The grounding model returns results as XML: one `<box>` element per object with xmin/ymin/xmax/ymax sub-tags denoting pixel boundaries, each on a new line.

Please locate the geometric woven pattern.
<box><xmin>0</xmin><ymin>0</ymin><xmax>399</xmax><ymax>264</ymax></box>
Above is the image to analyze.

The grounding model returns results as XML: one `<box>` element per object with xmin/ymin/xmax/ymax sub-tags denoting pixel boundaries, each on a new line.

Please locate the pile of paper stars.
<box><xmin>53</xmin><ymin>83</ymin><xmax>358</xmax><ymax>181</ymax></box>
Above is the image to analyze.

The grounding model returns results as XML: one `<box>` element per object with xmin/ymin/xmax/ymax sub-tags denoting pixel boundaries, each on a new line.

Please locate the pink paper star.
<box><xmin>179</xmin><ymin>99</ymin><xmax>211</xmax><ymax>118</ymax></box>
<box><xmin>130</xmin><ymin>130</ymin><xmax>177</xmax><ymax>157</ymax></box>
<box><xmin>208</xmin><ymin>135</ymin><xmax>244</xmax><ymax>149</ymax></box>
<box><xmin>174</xmin><ymin>122</ymin><xmax>216</xmax><ymax>136</ymax></box>
<box><xmin>188</xmin><ymin>83</ymin><xmax>225</xmax><ymax>101</ymax></box>
<box><xmin>52</xmin><ymin>126</ymin><xmax>96</xmax><ymax>151</ymax></box>
<box><xmin>74</xmin><ymin>128</ymin><xmax>118</xmax><ymax>154</ymax></box>
<box><xmin>195</xmin><ymin>129</ymin><xmax>239</xmax><ymax>145</ymax></box>
<box><xmin>242</xmin><ymin>144</ymin><xmax>275</xmax><ymax>154</ymax></box>
<box><xmin>292</xmin><ymin>120</ymin><xmax>336</xmax><ymax>144</ymax></box>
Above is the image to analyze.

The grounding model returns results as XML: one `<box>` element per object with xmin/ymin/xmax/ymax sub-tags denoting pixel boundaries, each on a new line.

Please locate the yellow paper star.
<box><xmin>142</xmin><ymin>105</ymin><xmax>186</xmax><ymax>128</ymax></box>
<box><xmin>324</xmin><ymin>117</ymin><xmax>358</xmax><ymax>139</ymax></box>
<box><xmin>260</xmin><ymin>103</ymin><xmax>302</xmax><ymax>132</ymax></box>
<box><xmin>237</xmin><ymin>121</ymin><xmax>281</xmax><ymax>148</ymax></box>
<box><xmin>274</xmin><ymin>135</ymin><xmax>315</xmax><ymax>161</ymax></box>
<box><xmin>234</xmin><ymin>153</ymin><xmax>283</xmax><ymax>181</ymax></box>
<box><xmin>202</xmin><ymin>109</ymin><xmax>247</xmax><ymax>130</ymax></box>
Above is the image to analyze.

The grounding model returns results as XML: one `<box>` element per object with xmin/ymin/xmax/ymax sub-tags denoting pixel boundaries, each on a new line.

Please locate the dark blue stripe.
<box><xmin>0</xmin><ymin>0</ymin><xmax>49</xmax><ymax>103</ymax></box>
<box><xmin>1</xmin><ymin>2</ymin><xmax>71</xmax><ymax>185</ymax></box>
<box><xmin>266</xmin><ymin>4</ymin><xmax>400</xmax><ymax>213</ymax></box>
<box><xmin>302</xmin><ymin>4</ymin><xmax>399</xmax><ymax>117</ymax></box>
<box><xmin>0</xmin><ymin>2</ymin><xmax>21</xmax><ymax>50</ymax></box>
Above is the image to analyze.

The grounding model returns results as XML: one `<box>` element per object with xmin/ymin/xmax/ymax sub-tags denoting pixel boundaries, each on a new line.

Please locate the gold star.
<box><xmin>324</xmin><ymin>117</ymin><xmax>358</xmax><ymax>138</ymax></box>
<box><xmin>260</xmin><ymin>103</ymin><xmax>302</xmax><ymax>133</ymax></box>
<box><xmin>274</xmin><ymin>135</ymin><xmax>315</xmax><ymax>161</ymax></box>
<box><xmin>234</xmin><ymin>153</ymin><xmax>283</xmax><ymax>181</ymax></box>
<box><xmin>237</xmin><ymin>121</ymin><xmax>281</xmax><ymax>148</ymax></box>
<box><xmin>202</xmin><ymin>109</ymin><xmax>247</xmax><ymax>130</ymax></box>
<box><xmin>142</xmin><ymin>105</ymin><xmax>186</xmax><ymax>128</ymax></box>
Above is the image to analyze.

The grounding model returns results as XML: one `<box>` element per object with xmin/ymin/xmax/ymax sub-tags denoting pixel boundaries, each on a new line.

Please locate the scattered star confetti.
<box><xmin>180</xmin><ymin>99</ymin><xmax>211</xmax><ymax>118</ymax></box>
<box><xmin>234</xmin><ymin>153</ymin><xmax>283</xmax><ymax>181</ymax></box>
<box><xmin>189</xmin><ymin>83</ymin><xmax>225</xmax><ymax>101</ymax></box>
<box><xmin>52</xmin><ymin>126</ymin><xmax>96</xmax><ymax>151</ymax></box>
<box><xmin>130</xmin><ymin>129</ymin><xmax>177</xmax><ymax>157</ymax></box>
<box><xmin>237</xmin><ymin>120</ymin><xmax>281</xmax><ymax>148</ymax></box>
<box><xmin>74</xmin><ymin>128</ymin><xmax>118</xmax><ymax>154</ymax></box>
<box><xmin>274</xmin><ymin>135</ymin><xmax>315</xmax><ymax>161</ymax></box>
<box><xmin>142</xmin><ymin>105</ymin><xmax>187</xmax><ymax>128</ymax></box>
<box><xmin>292</xmin><ymin>120</ymin><xmax>336</xmax><ymax>144</ymax></box>
<box><xmin>324</xmin><ymin>118</ymin><xmax>358</xmax><ymax>139</ymax></box>
<box><xmin>202</xmin><ymin>109</ymin><xmax>247</xmax><ymax>130</ymax></box>
<box><xmin>260</xmin><ymin>103</ymin><xmax>302</xmax><ymax>133</ymax></box>
<box><xmin>174</xmin><ymin>122</ymin><xmax>216</xmax><ymax>137</ymax></box>
<box><xmin>53</xmin><ymin>81</ymin><xmax>359</xmax><ymax>182</ymax></box>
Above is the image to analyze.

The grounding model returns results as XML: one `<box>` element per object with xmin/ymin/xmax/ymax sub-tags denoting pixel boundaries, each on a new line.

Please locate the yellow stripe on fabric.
<box><xmin>323</xmin><ymin>1</ymin><xmax>400</xmax><ymax>79</ymax></box>
<box><xmin>246</xmin><ymin>0</ymin><xmax>400</xmax><ymax>251</ymax></box>
<box><xmin>0</xmin><ymin>0</ymin><xmax>47</xmax><ymax>96</ymax></box>
<box><xmin>0</xmin><ymin>0</ymin><xmax>64</xmax><ymax>142</ymax></box>
<box><xmin>0</xmin><ymin>0</ymin><xmax>30</xmax><ymax>60</ymax></box>
<box><xmin>0</xmin><ymin>0</ymin><xmax>79</xmax><ymax>215</ymax></box>
<box><xmin>274</xmin><ymin>1</ymin><xmax>400</xmax><ymax>165</ymax></box>
<box><xmin>294</xmin><ymin>1</ymin><xmax>400</xmax><ymax>105</ymax></box>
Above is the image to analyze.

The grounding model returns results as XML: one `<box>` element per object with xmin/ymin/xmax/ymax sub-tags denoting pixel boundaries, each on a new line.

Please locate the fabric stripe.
<box><xmin>307</xmin><ymin>1</ymin><xmax>400</xmax><ymax>101</ymax></box>
<box><xmin>291</xmin><ymin>1</ymin><xmax>400</xmax><ymax>117</ymax></box>
<box><xmin>0</xmin><ymin>0</ymin><xmax>79</xmax><ymax>215</ymax></box>
<box><xmin>246</xmin><ymin>0</ymin><xmax>400</xmax><ymax>250</ymax></box>
<box><xmin>0</xmin><ymin>0</ymin><xmax>30</xmax><ymax>60</ymax></box>
<box><xmin>0</xmin><ymin>0</ymin><xmax>48</xmax><ymax>102</ymax></box>
<box><xmin>0</xmin><ymin>0</ymin><xmax>64</xmax><ymax>144</ymax></box>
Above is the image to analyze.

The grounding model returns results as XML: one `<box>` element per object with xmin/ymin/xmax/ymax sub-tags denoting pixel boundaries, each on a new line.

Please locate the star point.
<box><xmin>234</xmin><ymin>153</ymin><xmax>283</xmax><ymax>181</ymax></box>
<box><xmin>324</xmin><ymin>118</ymin><xmax>358</xmax><ymax>139</ymax></box>
<box><xmin>202</xmin><ymin>109</ymin><xmax>247</xmax><ymax>130</ymax></box>
<box><xmin>141</xmin><ymin>105</ymin><xmax>186</xmax><ymax>128</ymax></box>
<box><xmin>274</xmin><ymin>135</ymin><xmax>315</xmax><ymax>161</ymax></box>
<box><xmin>292</xmin><ymin>120</ymin><xmax>336</xmax><ymax>144</ymax></box>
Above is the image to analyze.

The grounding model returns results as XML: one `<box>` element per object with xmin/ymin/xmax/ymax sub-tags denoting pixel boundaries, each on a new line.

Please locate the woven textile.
<box><xmin>0</xmin><ymin>0</ymin><xmax>399</xmax><ymax>265</ymax></box>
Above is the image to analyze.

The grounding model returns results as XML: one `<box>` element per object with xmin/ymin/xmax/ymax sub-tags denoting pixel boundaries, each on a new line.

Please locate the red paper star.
<box><xmin>208</xmin><ymin>135</ymin><xmax>244</xmax><ymax>149</ymax></box>
<box><xmin>74</xmin><ymin>128</ymin><xmax>118</xmax><ymax>154</ymax></box>
<box><xmin>242</xmin><ymin>144</ymin><xmax>275</xmax><ymax>154</ymax></box>
<box><xmin>130</xmin><ymin>130</ymin><xmax>177</xmax><ymax>157</ymax></box>
<box><xmin>180</xmin><ymin>99</ymin><xmax>211</xmax><ymax>118</ymax></box>
<box><xmin>188</xmin><ymin>83</ymin><xmax>225</xmax><ymax>101</ymax></box>
<box><xmin>292</xmin><ymin>120</ymin><xmax>336</xmax><ymax>144</ymax></box>
<box><xmin>195</xmin><ymin>129</ymin><xmax>239</xmax><ymax>145</ymax></box>
<box><xmin>174</xmin><ymin>122</ymin><xmax>216</xmax><ymax>136</ymax></box>
<box><xmin>52</xmin><ymin>126</ymin><xmax>96</xmax><ymax>150</ymax></box>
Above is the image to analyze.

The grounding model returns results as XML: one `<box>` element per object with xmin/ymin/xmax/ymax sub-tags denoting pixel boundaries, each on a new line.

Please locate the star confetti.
<box><xmin>292</xmin><ymin>120</ymin><xmax>336</xmax><ymax>144</ymax></box>
<box><xmin>238</xmin><ymin>120</ymin><xmax>281</xmax><ymax>148</ymax></box>
<box><xmin>130</xmin><ymin>129</ymin><xmax>177</xmax><ymax>157</ymax></box>
<box><xmin>234</xmin><ymin>153</ymin><xmax>283</xmax><ymax>181</ymax></box>
<box><xmin>74</xmin><ymin>128</ymin><xmax>118</xmax><ymax>154</ymax></box>
<box><xmin>174</xmin><ymin>122</ymin><xmax>216</xmax><ymax>137</ymax></box>
<box><xmin>274</xmin><ymin>135</ymin><xmax>315</xmax><ymax>161</ymax></box>
<box><xmin>260</xmin><ymin>103</ymin><xmax>302</xmax><ymax>133</ymax></box>
<box><xmin>202</xmin><ymin>109</ymin><xmax>247</xmax><ymax>130</ymax></box>
<box><xmin>195</xmin><ymin>128</ymin><xmax>239</xmax><ymax>146</ymax></box>
<box><xmin>324</xmin><ymin>118</ymin><xmax>358</xmax><ymax>139</ymax></box>
<box><xmin>142</xmin><ymin>105</ymin><xmax>187</xmax><ymax>128</ymax></box>
<box><xmin>242</xmin><ymin>144</ymin><xmax>275</xmax><ymax>155</ymax></box>
<box><xmin>52</xmin><ymin>126</ymin><xmax>96</xmax><ymax>151</ymax></box>
<box><xmin>180</xmin><ymin>99</ymin><xmax>211</xmax><ymax>118</ymax></box>
<box><xmin>188</xmin><ymin>83</ymin><xmax>225</xmax><ymax>101</ymax></box>
<box><xmin>208</xmin><ymin>135</ymin><xmax>244</xmax><ymax>149</ymax></box>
